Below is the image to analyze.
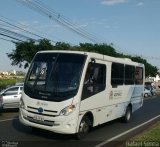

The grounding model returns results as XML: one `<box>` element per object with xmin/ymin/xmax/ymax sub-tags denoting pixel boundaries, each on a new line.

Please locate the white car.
<box><xmin>0</xmin><ymin>85</ymin><xmax>23</xmax><ymax>110</ymax></box>
<box><xmin>144</xmin><ymin>88</ymin><xmax>152</xmax><ymax>97</ymax></box>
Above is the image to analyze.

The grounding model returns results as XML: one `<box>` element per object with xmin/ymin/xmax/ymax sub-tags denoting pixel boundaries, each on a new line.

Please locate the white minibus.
<box><xmin>19</xmin><ymin>50</ymin><xmax>144</xmax><ymax>139</ymax></box>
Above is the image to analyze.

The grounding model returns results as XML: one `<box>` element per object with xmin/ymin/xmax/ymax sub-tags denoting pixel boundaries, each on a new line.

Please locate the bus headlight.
<box><xmin>20</xmin><ymin>97</ymin><xmax>25</xmax><ymax>109</ymax></box>
<box><xmin>59</xmin><ymin>105</ymin><xmax>76</xmax><ymax>116</ymax></box>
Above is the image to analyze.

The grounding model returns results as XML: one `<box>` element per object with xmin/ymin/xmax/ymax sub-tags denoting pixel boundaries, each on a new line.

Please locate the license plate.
<box><xmin>33</xmin><ymin>115</ymin><xmax>44</xmax><ymax>121</ymax></box>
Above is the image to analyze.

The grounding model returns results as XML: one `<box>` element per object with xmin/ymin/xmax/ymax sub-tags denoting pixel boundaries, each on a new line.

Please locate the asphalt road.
<box><xmin>0</xmin><ymin>96</ymin><xmax>160</xmax><ymax>147</ymax></box>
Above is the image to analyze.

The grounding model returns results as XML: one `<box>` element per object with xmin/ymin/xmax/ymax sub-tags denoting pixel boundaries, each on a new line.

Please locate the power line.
<box><xmin>0</xmin><ymin>16</ymin><xmax>58</xmax><ymax>43</ymax></box>
<box><xmin>0</xmin><ymin>18</ymin><xmax>43</xmax><ymax>39</ymax></box>
<box><xmin>0</xmin><ymin>27</ymin><xmax>37</xmax><ymax>41</ymax></box>
<box><xmin>4</xmin><ymin>0</ymin><xmax>159</xmax><ymax>65</ymax></box>
<box><xmin>17</xmin><ymin>0</ymin><xmax>106</xmax><ymax>43</ymax></box>
<box><xmin>0</xmin><ymin>37</ymin><xmax>14</xmax><ymax>43</ymax></box>
<box><xmin>0</xmin><ymin>32</ymin><xmax>24</xmax><ymax>42</ymax></box>
<box><xmin>1</xmin><ymin>16</ymin><xmax>159</xmax><ymax>61</ymax></box>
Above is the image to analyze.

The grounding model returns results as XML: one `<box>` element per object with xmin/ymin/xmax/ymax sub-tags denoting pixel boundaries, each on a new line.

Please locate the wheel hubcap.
<box><xmin>79</xmin><ymin>121</ymin><xmax>89</xmax><ymax>133</ymax></box>
<box><xmin>127</xmin><ymin>111</ymin><xmax>131</xmax><ymax>120</ymax></box>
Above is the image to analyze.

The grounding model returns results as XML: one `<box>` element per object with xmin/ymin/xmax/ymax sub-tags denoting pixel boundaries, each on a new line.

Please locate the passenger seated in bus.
<box><xmin>84</xmin><ymin>70</ymin><xmax>94</xmax><ymax>93</ymax></box>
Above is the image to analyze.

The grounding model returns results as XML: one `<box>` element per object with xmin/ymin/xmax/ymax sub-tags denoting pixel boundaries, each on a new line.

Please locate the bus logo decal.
<box><xmin>37</xmin><ymin>107</ymin><xmax>44</xmax><ymax>113</ymax></box>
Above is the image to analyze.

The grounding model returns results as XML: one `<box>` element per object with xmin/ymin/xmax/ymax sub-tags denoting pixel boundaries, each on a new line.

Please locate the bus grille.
<box><xmin>27</xmin><ymin>106</ymin><xmax>58</xmax><ymax>117</ymax></box>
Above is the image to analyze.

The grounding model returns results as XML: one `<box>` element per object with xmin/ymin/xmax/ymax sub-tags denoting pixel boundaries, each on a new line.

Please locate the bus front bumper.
<box><xmin>19</xmin><ymin>108</ymin><xmax>78</xmax><ymax>134</ymax></box>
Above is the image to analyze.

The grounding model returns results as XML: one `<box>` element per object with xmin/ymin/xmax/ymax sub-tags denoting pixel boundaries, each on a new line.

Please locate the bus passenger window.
<box><xmin>135</xmin><ymin>67</ymin><xmax>143</xmax><ymax>85</ymax></box>
<box><xmin>111</xmin><ymin>63</ymin><xmax>124</xmax><ymax>86</ymax></box>
<box><xmin>125</xmin><ymin>65</ymin><xmax>135</xmax><ymax>85</ymax></box>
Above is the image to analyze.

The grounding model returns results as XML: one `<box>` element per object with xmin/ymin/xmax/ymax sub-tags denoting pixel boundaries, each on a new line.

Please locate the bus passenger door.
<box><xmin>80</xmin><ymin>60</ymin><xmax>109</xmax><ymax>126</ymax></box>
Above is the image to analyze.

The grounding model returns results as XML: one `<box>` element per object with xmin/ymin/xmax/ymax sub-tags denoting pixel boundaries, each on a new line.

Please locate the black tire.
<box><xmin>76</xmin><ymin>116</ymin><xmax>90</xmax><ymax>140</ymax></box>
<box><xmin>122</xmin><ymin>106</ymin><xmax>132</xmax><ymax>123</ymax></box>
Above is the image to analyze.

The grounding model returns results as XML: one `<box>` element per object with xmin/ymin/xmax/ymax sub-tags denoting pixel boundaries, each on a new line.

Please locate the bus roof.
<box><xmin>37</xmin><ymin>50</ymin><xmax>144</xmax><ymax>67</ymax></box>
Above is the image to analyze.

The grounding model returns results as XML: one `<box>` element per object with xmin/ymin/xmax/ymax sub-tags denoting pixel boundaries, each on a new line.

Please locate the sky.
<box><xmin>0</xmin><ymin>0</ymin><xmax>160</xmax><ymax>72</ymax></box>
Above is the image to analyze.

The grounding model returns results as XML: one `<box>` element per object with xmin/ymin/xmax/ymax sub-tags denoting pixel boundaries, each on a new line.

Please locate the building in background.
<box><xmin>0</xmin><ymin>70</ymin><xmax>16</xmax><ymax>78</ymax></box>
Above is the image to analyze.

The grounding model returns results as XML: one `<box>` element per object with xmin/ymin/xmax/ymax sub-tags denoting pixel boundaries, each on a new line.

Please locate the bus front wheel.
<box><xmin>76</xmin><ymin>116</ymin><xmax>90</xmax><ymax>140</ymax></box>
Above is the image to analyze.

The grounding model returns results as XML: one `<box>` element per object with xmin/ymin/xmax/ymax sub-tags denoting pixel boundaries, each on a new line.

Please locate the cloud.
<box><xmin>137</xmin><ymin>2</ymin><xmax>144</xmax><ymax>6</ymax></box>
<box><xmin>101</xmin><ymin>0</ymin><xmax>128</xmax><ymax>6</ymax></box>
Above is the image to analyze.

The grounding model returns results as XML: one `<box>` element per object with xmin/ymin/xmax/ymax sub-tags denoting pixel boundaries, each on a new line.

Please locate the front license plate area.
<box><xmin>33</xmin><ymin>115</ymin><xmax>44</xmax><ymax>121</ymax></box>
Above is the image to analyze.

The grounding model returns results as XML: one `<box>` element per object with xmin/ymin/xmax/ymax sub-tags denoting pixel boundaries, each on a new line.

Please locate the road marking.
<box><xmin>0</xmin><ymin>118</ymin><xmax>18</xmax><ymax>123</ymax></box>
<box><xmin>95</xmin><ymin>114</ymin><xmax>160</xmax><ymax>147</ymax></box>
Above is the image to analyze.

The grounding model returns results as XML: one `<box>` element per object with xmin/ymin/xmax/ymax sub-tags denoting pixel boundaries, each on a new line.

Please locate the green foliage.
<box><xmin>0</xmin><ymin>79</ymin><xmax>16</xmax><ymax>91</ymax></box>
<box><xmin>79</xmin><ymin>43</ymin><xmax>120</xmax><ymax>57</ymax></box>
<box><xmin>7</xmin><ymin>39</ymin><xmax>159</xmax><ymax>77</ymax></box>
<box><xmin>7</xmin><ymin>39</ymin><xmax>52</xmax><ymax>68</ymax></box>
<box><xmin>54</xmin><ymin>42</ymin><xmax>72</xmax><ymax>50</ymax></box>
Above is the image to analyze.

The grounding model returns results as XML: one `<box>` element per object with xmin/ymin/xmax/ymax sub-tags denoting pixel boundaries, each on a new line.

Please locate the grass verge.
<box><xmin>125</xmin><ymin>121</ymin><xmax>160</xmax><ymax>147</ymax></box>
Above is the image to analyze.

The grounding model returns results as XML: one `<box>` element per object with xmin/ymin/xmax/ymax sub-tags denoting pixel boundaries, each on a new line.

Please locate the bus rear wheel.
<box><xmin>122</xmin><ymin>106</ymin><xmax>132</xmax><ymax>123</ymax></box>
<box><xmin>76</xmin><ymin>116</ymin><xmax>90</xmax><ymax>140</ymax></box>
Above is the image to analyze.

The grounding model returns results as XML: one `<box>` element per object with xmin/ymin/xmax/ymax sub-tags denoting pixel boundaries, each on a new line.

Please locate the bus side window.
<box><xmin>125</xmin><ymin>65</ymin><xmax>135</xmax><ymax>85</ymax></box>
<box><xmin>82</xmin><ymin>63</ymin><xmax>106</xmax><ymax>100</ymax></box>
<box><xmin>135</xmin><ymin>67</ymin><xmax>143</xmax><ymax>85</ymax></box>
<box><xmin>111</xmin><ymin>63</ymin><xmax>124</xmax><ymax>87</ymax></box>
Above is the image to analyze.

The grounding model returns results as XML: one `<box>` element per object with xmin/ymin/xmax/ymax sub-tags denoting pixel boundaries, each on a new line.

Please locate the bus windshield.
<box><xmin>24</xmin><ymin>53</ymin><xmax>86</xmax><ymax>102</ymax></box>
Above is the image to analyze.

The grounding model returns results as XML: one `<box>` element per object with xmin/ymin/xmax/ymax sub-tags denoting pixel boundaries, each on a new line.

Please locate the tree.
<box><xmin>7</xmin><ymin>39</ymin><xmax>159</xmax><ymax>77</ymax></box>
<box><xmin>7</xmin><ymin>39</ymin><xmax>53</xmax><ymax>68</ymax></box>
<box><xmin>54</xmin><ymin>42</ymin><xmax>72</xmax><ymax>50</ymax></box>
<box><xmin>130</xmin><ymin>56</ymin><xmax>159</xmax><ymax>77</ymax></box>
<box><xmin>79</xmin><ymin>43</ymin><xmax>120</xmax><ymax>57</ymax></box>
